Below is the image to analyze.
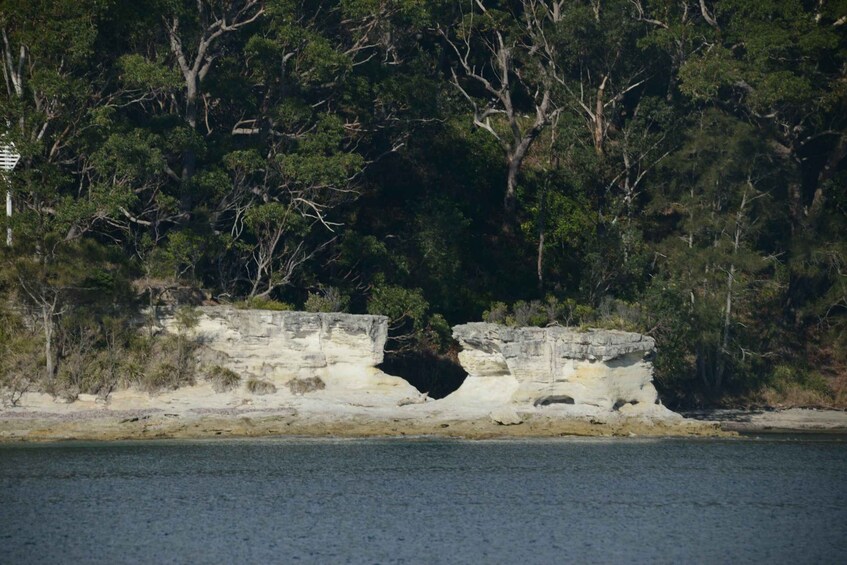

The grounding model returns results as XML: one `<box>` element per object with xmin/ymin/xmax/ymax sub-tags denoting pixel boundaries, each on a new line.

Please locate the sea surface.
<box><xmin>1</xmin><ymin>437</ymin><xmax>845</xmax><ymax>564</ymax></box>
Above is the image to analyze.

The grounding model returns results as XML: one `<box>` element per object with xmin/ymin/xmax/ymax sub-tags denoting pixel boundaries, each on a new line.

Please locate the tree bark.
<box><xmin>42</xmin><ymin>302</ymin><xmax>55</xmax><ymax>382</ymax></box>
<box><xmin>505</xmin><ymin>159</ymin><xmax>520</xmax><ymax>214</ymax></box>
<box><xmin>536</xmin><ymin>181</ymin><xmax>547</xmax><ymax>294</ymax></box>
<box><xmin>593</xmin><ymin>75</ymin><xmax>608</xmax><ymax>157</ymax></box>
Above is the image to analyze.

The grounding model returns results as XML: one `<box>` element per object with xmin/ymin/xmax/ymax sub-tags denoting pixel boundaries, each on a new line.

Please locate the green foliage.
<box><xmin>204</xmin><ymin>365</ymin><xmax>242</xmax><ymax>393</ymax></box>
<box><xmin>132</xmin><ymin>332</ymin><xmax>198</xmax><ymax>393</ymax></box>
<box><xmin>367</xmin><ymin>284</ymin><xmax>429</xmax><ymax>331</ymax></box>
<box><xmin>287</xmin><ymin>376</ymin><xmax>326</xmax><ymax>395</ymax></box>
<box><xmin>482</xmin><ymin>296</ymin><xmax>596</xmax><ymax>328</ymax></box>
<box><xmin>235</xmin><ymin>297</ymin><xmax>294</xmax><ymax>311</ymax></box>
<box><xmin>0</xmin><ymin>307</ymin><xmax>39</xmax><ymax>406</ymax></box>
<box><xmin>304</xmin><ymin>287</ymin><xmax>350</xmax><ymax>313</ymax></box>
<box><xmin>246</xmin><ymin>378</ymin><xmax>277</xmax><ymax>395</ymax></box>
<box><xmin>118</xmin><ymin>54</ymin><xmax>182</xmax><ymax>90</ymax></box>
<box><xmin>0</xmin><ymin>0</ymin><xmax>844</xmax><ymax>408</ymax></box>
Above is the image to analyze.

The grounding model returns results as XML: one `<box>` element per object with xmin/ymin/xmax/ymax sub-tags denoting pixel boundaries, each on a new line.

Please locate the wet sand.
<box><xmin>684</xmin><ymin>408</ymin><xmax>847</xmax><ymax>434</ymax></box>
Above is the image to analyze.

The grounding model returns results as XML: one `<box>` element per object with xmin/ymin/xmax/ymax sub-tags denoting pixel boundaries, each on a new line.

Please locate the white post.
<box><xmin>5</xmin><ymin>178</ymin><xmax>10</xmax><ymax>247</ymax></box>
<box><xmin>1</xmin><ymin>141</ymin><xmax>20</xmax><ymax>247</ymax></box>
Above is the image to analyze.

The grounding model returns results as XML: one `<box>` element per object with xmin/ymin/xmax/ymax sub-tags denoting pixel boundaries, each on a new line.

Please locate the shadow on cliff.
<box><xmin>379</xmin><ymin>351</ymin><xmax>467</xmax><ymax>399</ymax></box>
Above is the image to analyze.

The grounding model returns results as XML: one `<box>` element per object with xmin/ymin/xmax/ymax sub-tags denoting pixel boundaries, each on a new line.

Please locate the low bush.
<box><xmin>287</xmin><ymin>376</ymin><xmax>326</xmax><ymax>395</ymax></box>
<box><xmin>246</xmin><ymin>377</ymin><xmax>277</xmax><ymax>395</ymax></box>
<box><xmin>235</xmin><ymin>297</ymin><xmax>293</xmax><ymax>311</ymax></box>
<box><xmin>759</xmin><ymin>366</ymin><xmax>834</xmax><ymax>408</ymax></box>
<box><xmin>205</xmin><ymin>365</ymin><xmax>241</xmax><ymax>393</ymax></box>
<box><xmin>304</xmin><ymin>287</ymin><xmax>350</xmax><ymax>313</ymax></box>
<box><xmin>131</xmin><ymin>333</ymin><xmax>198</xmax><ymax>393</ymax></box>
<box><xmin>482</xmin><ymin>296</ymin><xmax>598</xmax><ymax>328</ymax></box>
<box><xmin>0</xmin><ymin>312</ymin><xmax>41</xmax><ymax>406</ymax></box>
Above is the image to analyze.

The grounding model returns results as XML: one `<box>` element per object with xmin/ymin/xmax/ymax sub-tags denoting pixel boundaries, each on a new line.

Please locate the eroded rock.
<box><xmin>489</xmin><ymin>406</ymin><xmax>523</xmax><ymax>425</ymax></box>
<box><xmin>153</xmin><ymin>307</ymin><xmax>420</xmax><ymax>400</ymax></box>
<box><xmin>450</xmin><ymin>323</ymin><xmax>670</xmax><ymax>416</ymax></box>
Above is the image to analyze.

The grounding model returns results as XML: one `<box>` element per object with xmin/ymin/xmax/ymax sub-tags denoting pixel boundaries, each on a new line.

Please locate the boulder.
<box><xmin>489</xmin><ymin>406</ymin><xmax>523</xmax><ymax>425</ymax></box>
<box><xmin>450</xmin><ymin>323</ymin><xmax>664</xmax><ymax>413</ymax></box>
<box><xmin>155</xmin><ymin>307</ymin><xmax>418</xmax><ymax>397</ymax></box>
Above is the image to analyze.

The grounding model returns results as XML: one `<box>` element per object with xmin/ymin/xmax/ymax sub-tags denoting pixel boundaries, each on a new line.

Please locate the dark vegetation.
<box><xmin>1</xmin><ymin>0</ymin><xmax>846</xmax><ymax>408</ymax></box>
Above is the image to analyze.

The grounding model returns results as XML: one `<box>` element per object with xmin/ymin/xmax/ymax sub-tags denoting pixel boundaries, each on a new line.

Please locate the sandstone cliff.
<box><xmin>447</xmin><ymin>323</ymin><xmax>678</xmax><ymax>419</ymax></box>
<box><xmin>1</xmin><ymin>310</ymin><xmax>722</xmax><ymax>439</ymax></box>
<box><xmin>155</xmin><ymin>306</ymin><xmax>420</xmax><ymax>398</ymax></box>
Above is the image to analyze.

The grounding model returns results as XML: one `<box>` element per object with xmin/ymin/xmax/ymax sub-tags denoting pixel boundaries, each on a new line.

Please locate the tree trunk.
<box><xmin>505</xmin><ymin>159</ymin><xmax>519</xmax><ymax>215</ymax></box>
<box><xmin>593</xmin><ymin>76</ymin><xmax>608</xmax><ymax>157</ymax></box>
<box><xmin>42</xmin><ymin>303</ymin><xmax>55</xmax><ymax>382</ymax></box>
<box><xmin>716</xmin><ymin>190</ymin><xmax>747</xmax><ymax>393</ymax></box>
<box><xmin>180</xmin><ymin>78</ymin><xmax>198</xmax><ymax>211</ymax></box>
<box><xmin>716</xmin><ymin>262</ymin><xmax>734</xmax><ymax>392</ymax></box>
<box><xmin>536</xmin><ymin>181</ymin><xmax>548</xmax><ymax>294</ymax></box>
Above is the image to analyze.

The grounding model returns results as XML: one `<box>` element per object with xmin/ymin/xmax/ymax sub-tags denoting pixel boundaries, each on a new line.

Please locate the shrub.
<box><xmin>287</xmin><ymin>376</ymin><xmax>326</xmax><ymax>395</ymax></box>
<box><xmin>484</xmin><ymin>298</ymin><xmax>579</xmax><ymax>327</ymax></box>
<box><xmin>142</xmin><ymin>362</ymin><xmax>182</xmax><ymax>393</ymax></box>
<box><xmin>367</xmin><ymin>284</ymin><xmax>431</xmax><ymax>352</ymax></box>
<box><xmin>174</xmin><ymin>305</ymin><xmax>200</xmax><ymax>332</ymax></box>
<box><xmin>483</xmin><ymin>302</ymin><xmax>509</xmax><ymax>324</ymax></box>
<box><xmin>304</xmin><ymin>287</ymin><xmax>350</xmax><ymax>313</ymax></box>
<box><xmin>423</xmin><ymin>313</ymin><xmax>453</xmax><ymax>352</ymax></box>
<box><xmin>509</xmin><ymin>300</ymin><xmax>547</xmax><ymax>327</ymax></box>
<box><xmin>235</xmin><ymin>297</ymin><xmax>294</xmax><ymax>311</ymax></box>
<box><xmin>246</xmin><ymin>377</ymin><xmax>277</xmax><ymax>395</ymax></box>
<box><xmin>131</xmin><ymin>333</ymin><xmax>198</xmax><ymax>393</ymax></box>
<box><xmin>0</xmin><ymin>325</ymin><xmax>38</xmax><ymax>407</ymax></box>
<box><xmin>591</xmin><ymin>297</ymin><xmax>642</xmax><ymax>332</ymax></box>
<box><xmin>205</xmin><ymin>365</ymin><xmax>241</xmax><ymax>393</ymax></box>
<box><xmin>760</xmin><ymin>365</ymin><xmax>834</xmax><ymax>408</ymax></box>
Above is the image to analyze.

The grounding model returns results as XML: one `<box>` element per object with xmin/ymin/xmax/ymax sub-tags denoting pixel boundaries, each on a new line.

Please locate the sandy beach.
<box><xmin>683</xmin><ymin>408</ymin><xmax>847</xmax><ymax>434</ymax></box>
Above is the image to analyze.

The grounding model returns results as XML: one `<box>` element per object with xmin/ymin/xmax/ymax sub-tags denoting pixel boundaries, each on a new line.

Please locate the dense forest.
<box><xmin>0</xmin><ymin>0</ymin><xmax>845</xmax><ymax>407</ymax></box>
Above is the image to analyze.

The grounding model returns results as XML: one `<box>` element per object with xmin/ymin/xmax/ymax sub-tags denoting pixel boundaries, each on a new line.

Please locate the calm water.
<box><xmin>0</xmin><ymin>437</ymin><xmax>845</xmax><ymax>564</ymax></box>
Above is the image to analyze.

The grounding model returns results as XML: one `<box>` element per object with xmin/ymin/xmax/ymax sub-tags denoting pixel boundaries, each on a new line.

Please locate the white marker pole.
<box><xmin>5</xmin><ymin>179</ymin><xmax>11</xmax><ymax>246</ymax></box>
<box><xmin>1</xmin><ymin>142</ymin><xmax>21</xmax><ymax>247</ymax></box>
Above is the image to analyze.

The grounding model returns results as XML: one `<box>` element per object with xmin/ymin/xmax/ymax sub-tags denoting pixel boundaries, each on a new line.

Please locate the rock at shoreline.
<box><xmin>489</xmin><ymin>406</ymin><xmax>523</xmax><ymax>425</ymax></box>
<box><xmin>157</xmin><ymin>307</ymin><xmax>389</xmax><ymax>376</ymax></box>
<box><xmin>450</xmin><ymin>323</ymin><xmax>674</xmax><ymax>418</ymax></box>
<box><xmin>1</xmin><ymin>310</ymin><xmax>707</xmax><ymax>439</ymax></box>
<box><xmin>154</xmin><ymin>307</ymin><xmax>419</xmax><ymax>398</ymax></box>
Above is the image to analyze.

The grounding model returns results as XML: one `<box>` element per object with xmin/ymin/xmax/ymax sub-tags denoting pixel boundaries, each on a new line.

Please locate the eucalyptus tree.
<box><xmin>649</xmin><ymin>110</ymin><xmax>783</xmax><ymax>395</ymax></box>
<box><xmin>0</xmin><ymin>0</ymin><xmax>120</xmax><ymax>381</ymax></box>
<box><xmin>655</xmin><ymin>0</ymin><xmax>847</xmax><ymax>361</ymax></box>
<box><xmin>441</xmin><ymin>0</ymin><xmax>563</xmax><ymax>218</ymax></box>
<box><xmin>161</xmin><ymin>0</ymin><xmax>264</xmax><ymax>204</ymax></box>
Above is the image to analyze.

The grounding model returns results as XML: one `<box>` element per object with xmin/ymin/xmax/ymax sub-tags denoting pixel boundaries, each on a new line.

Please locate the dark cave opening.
<box><xmin>379</xmin><ymin>350</ymin><xmax>468</xmax><ymax>399</ymax></box>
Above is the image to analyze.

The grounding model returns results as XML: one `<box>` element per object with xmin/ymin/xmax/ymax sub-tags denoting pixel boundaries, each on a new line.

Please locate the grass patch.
<box><xmin>759</xmin><ymin>366</ymin><xmax>835</xmax><ymax>408</ymax></box>
<box><xmin>286</xmin><ymin>376</ymin><xmax>326</xmax><ymax>395</ymax></box>
<box><xmin>246</xmin><ymin>377</ymin><xmax>277</xmax><ymax>395</ymax></box>
<box><xmin>204</xmin><ymin>365</ymin><xmax>241</xmax><ymax>393</ymax></box>
<box><xmin>234</xmin><ymin>297</ymin><xmax>293</xmax><ymax>311</ymax></box>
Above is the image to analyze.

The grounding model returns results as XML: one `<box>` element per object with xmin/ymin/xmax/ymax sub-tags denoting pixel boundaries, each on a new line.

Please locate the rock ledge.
<box><xmin>449</xmin><ymin>323</ymin><xmax>674</xmax><ymax>418</ymax></box>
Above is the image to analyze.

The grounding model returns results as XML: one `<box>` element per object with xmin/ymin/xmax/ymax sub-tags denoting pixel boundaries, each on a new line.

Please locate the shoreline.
<box><xmin>0</xmin><ymin>406</ymin><xmax>730</xmax><ymax>443</ymax></box>
<box><xmin>3</xmin><ymin>389</ymin><xmax>845</xmax><ymax>443</ymax></box>
<box><xmin>682</xmin><ymin>408</ymin><xmax>847</xmax><ymax>435</ymax></box>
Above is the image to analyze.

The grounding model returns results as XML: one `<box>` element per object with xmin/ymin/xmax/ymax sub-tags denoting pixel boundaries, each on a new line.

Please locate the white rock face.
<box><xmin>449</xmin><ymin>323</ymin><xmax>672</xmax><ymax>416</ymax></box>
<box><xmin>156</xmin><ymin>307</ymin><xmax>418</xmax><ymax>397</ymax></box>
<box><xmin>489</xmin><ymin>406</ymin><xmax>523</xmax><ymax>425</ymax></box>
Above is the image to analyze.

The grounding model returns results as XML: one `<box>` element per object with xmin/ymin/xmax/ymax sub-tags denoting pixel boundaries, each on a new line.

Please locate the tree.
<box><xmin>162</xmin><ymin>0</ymin><xmax>264</xmax><ymax>206</ymax></box>
<box><xmin>441</xmin><ymin>0</ymin><xmax>562</xmax><ymax>218</ymax></box>
<box><xmin>649</xmin><ymin>110</ymin><xmax>782</xmax><ymax>395</ymax></box>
